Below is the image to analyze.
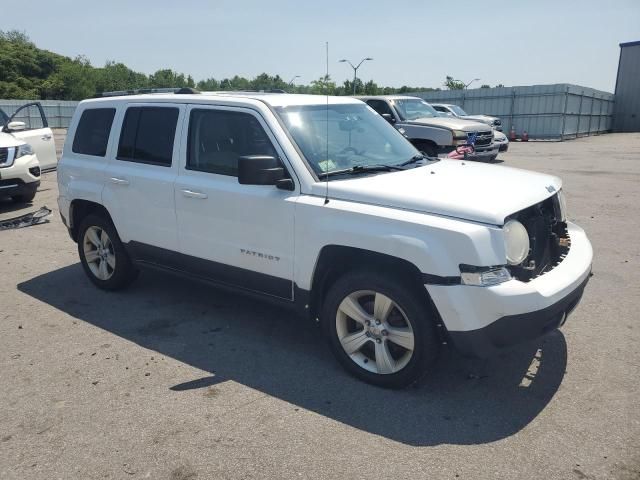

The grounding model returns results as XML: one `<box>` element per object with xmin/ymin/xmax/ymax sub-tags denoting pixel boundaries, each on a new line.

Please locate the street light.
<box><xmin>464</xmin><ymin>78</ymin><xmax>480</xmax><ymax>89</ymax></box>
<box><xmin>338</xmin><ymin>57</ymin><xmax>373</xmax><ymax>95</ymax></box>
<box><xmin>288</xmin><ymin>75</ymin><xmax>300</xmax><ymax>86</ymax></box>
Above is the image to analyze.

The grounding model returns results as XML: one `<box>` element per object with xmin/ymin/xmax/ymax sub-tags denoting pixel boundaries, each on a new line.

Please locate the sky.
<box><xmin>3</xmin><ymin>0</ymin><xmax>639</xmax><ymax>92</ymax></box>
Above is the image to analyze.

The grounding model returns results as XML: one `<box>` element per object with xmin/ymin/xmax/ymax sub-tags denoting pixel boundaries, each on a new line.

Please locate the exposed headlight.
<box><xmin>460</xmin><ymin>264</ymin><xmax>512</xmax><ymax>286</ymax></box>
<box><xmin>504</xmin><ymin>219</ymin><xmax>530</xmax><ymax>265</ymax></box>
<box><xmin>452</xmin><ymin>129</ymin><xmax>468</xmax><ymax>139</ymax></box>
<box><xmin>557</xmin><ymin>189</ymin><xmax>567</xmax><ymax>221</ymax></box>
<box><xmin>452</xmin><ymin>129</ymin><xmax>469</xmax><ymax>144</ymax></box>
<box><xmin>16</xmin><ymin>143</ymin><xmax>34</xmax><ymax>159</ymax></box>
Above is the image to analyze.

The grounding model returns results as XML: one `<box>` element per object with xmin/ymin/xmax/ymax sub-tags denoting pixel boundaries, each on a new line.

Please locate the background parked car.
<box><xmin>0</xmin><ymin>102</ymin><xmax>58</xmax><ymax>171</ymax></box>
<box><xmin>358</xmin><ymin>95</ymin><xmax>498</xmax><ymax>161</ymax></box>
<box><xmin>493</xmin><ymin>129</ymin><xmax>509</xmax><ymax>152</ymax></box>
<box><xmin>0</xmin><ymin>124</ymin><xmax>41</xmax><ymax>204</ymax></box>
<box><xmin>432</xmin><ymin>103</ymin><xmax>503</xmax><ymax>131</ymax></box>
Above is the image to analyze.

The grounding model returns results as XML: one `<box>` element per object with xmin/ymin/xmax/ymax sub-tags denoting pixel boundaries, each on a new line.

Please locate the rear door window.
<box><xmin>72</xmin><ymin>108</ymin><xmax>116</xmax><ymax>157</ymax></box>
<box><xmin>117</xmin><ymin>107</ymin><xmax>179</xmax><ymax>166</ymax></box>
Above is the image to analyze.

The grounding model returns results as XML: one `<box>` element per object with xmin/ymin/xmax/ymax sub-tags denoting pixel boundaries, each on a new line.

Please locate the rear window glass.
<box><xmin>117</xmin><ymin>107</ymin><xmax>179</xmax><ymax>166</ymax></box>
<box><xmin>72</xmin><ymin>108</ymin><xmax>116</xmax><ymax>156</ymax></box>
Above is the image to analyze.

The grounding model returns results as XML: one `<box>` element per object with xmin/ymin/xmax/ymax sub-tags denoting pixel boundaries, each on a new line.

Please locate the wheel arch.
<box><xmin>69</xmin><ymin>199</ymin><xmax>114</xmax><ymax>242</ymax></box>
<box><xmin>308</xmin><ymin>245</ymin><xmax>431</xmax><ymax>321</ymax></box>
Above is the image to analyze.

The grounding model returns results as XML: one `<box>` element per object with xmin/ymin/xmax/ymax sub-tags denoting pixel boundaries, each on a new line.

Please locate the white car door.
<box><xmin>174</xmin><ymin>105</ymin><xmax>296</xmax><ymax>300</ymax></box>
<box><xmin>3</xmin><ymin>102</ymin><xmax>58</xmax><ymax>170</ymax></box>
<box><xmin>101</xmin><ymin>103</ymin><xmax>185</xmax><ymax>257</ymax></box>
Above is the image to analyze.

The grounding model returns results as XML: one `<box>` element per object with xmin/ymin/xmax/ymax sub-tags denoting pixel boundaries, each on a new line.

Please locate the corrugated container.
<box><xmin>411</xmin><ymin>83</ymin><xmax>614</xmax><ymax>140</ymax></box>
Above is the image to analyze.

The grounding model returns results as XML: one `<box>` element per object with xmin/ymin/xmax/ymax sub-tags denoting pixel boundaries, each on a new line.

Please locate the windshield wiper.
<box><xmin>399</xmin><ymin>152</ymin><xmax>440</xmax><ymax>167</ymax></box>
<box><xmin>400</xmin><ymin>154</ymin><xmax>425</xmax><ymax>166</ymax></box>
<box><xmin>320</xmin><ymin>164</ymin><xmax>405</xmax><ymax>178</ymax></box>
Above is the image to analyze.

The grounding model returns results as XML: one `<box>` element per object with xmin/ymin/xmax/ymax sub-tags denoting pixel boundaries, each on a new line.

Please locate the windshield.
<box><xmin>0</xmin><ymin>108</ymin><xmax>8</xmax><ymax>126</ymax></box>
<box><xmin>448</xmin><ymin>105</ymin><xmax>468</xmax><ymax>116</ymax></box>
<box><xmin>392</xmin><ymin>99</ymin><xmax>439</xmax><ymax>121</ymax></box>
<box><xmin>275</xmin><ymin>103</ymin><xmax>419</xmax><ymax>177</ymax></box>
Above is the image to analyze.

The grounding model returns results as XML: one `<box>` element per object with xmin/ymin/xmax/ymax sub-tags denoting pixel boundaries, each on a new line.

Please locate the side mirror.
<box><xmin>238</xmin><ymin>155</ymin><xmax>293</xmax><ymax>190</ymax></box>
<box><xmin>6</xmin><ymin>121</ymin><xmax>26</xmax><ymax>132</ymax></box>
<box><xmin>381</xmin><ymin>113</ymin><xmax>396</xmax><ymax>125</ymax></box>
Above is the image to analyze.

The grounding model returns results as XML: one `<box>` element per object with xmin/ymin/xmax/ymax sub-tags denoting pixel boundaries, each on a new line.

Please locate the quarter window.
<box><xmin>117</xmin><ymin>107</ymin><xmax>179</xmax><ymax>166</ymax></box>
<box><xmin>187</xmin><ymin>109</ymin><xmax>278</xmax><ymax>176</ymax></box>
<box><xmin>72</xmin><ymin>108</ymin><xmax>116</xmax><ymax>157</ymax></box>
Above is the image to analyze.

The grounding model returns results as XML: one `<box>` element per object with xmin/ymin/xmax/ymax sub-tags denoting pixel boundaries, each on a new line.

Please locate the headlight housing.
<box><xmin>16</xmin><ymin>143</ymin><xmax>34</xmax><ymax>159</ymax></box>
<box><xmin>556</xmin><ymin>189</ymin><xmax>567</xmax><ymax>221</ymax></box>
<box><xmin>452</xmin><ymin>129</ymin><xmax>469</xmax><ymax>145</ymax></box>
<box><xmin>504</xmin><ymin>219</ymin><xmax>530</xmax><ymax>265</ymax></box>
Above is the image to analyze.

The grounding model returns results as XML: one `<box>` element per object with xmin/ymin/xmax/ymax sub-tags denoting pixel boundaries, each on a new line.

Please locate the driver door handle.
<box><xmin>181</xmin><ymin>189</ymin><xmax>208</xmax><ymax>199</ymax></box>
<box><xmin>109</xmin><ymin>177</ymin><xmax>129</xmax><ymax>186</ymax></box>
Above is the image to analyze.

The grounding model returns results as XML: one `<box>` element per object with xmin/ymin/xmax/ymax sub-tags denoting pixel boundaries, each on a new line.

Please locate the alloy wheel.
<box><xmin>83</xmin><ymin>226</ymin><xmax>116</xmax><ymax>281</ymax></box>
<box><xmin>335</xmin><ymin>290</ymin><xmax>415</xmax><ymax>374</ymax></box>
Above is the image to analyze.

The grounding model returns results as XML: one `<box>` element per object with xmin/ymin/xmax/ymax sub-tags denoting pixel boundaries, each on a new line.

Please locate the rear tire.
<box><xmin>77</xmin><ymin>214</ymin><xmax>138</xmax><ymax>291</ymax></box>
<box><xmin>323</xmin><ymin>270</ymin><xmax>440</xmax><ymax>388</ymax></box>
<box><xmin>413</xmin><ymin>141</ymin><xmax>438</xmax><ymax>158</ymax></box>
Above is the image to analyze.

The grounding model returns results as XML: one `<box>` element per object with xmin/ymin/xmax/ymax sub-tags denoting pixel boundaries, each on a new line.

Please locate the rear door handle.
<box><xmin>181</xmin><ymin>189</ymin><xmax>208</xmax><ymax>199</ymax></box>
<box><xmin>109</xmin><ymin>177</ymin><xmax>130</xmax><ymax>186</ymax></box>
<box><xmin>41</xmin><ymin>134</ymin><xmax>52</xmax><ymax>141</ymax></box>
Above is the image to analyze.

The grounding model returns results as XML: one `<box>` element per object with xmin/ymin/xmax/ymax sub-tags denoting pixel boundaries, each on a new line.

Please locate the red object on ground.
<box><xmin>522</xmin><ymin>130</ymin><xmax>529</xmax><ymax>142</ymax></box>
<box><xmin>509</xmin><ymin>125</ymin><xmax>517</xmax><ymax>141</ymax></box>
<box><xmin>448</xmin><ymin>145</ymin><xmax>475</xmax><ymax>160</ymax></box>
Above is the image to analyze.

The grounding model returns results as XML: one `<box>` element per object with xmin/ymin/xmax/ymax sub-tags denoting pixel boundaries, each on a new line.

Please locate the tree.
<box><xmin>444</xmin><ymin>76</ymin><xmax>465</xmax><ymax>90</ymax></box>
<box><xmin>309</xmin><ymin>75</ymin><xmax>336</xmax><ymax>95</ymax></box>
<box><xmin>197</xmin><ymin>77</ymin><xmax>220</xmax><ymax>91</ymax></box>
<box><xmin>480</xmin><ymin>84</ymin><xmax>491</xmax><ymax>89</ymax></box>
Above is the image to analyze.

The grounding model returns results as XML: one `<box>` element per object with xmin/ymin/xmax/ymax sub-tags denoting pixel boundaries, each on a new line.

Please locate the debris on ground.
<box><xmin>0</xmin><ymin>207</ymin><xmax>52</xmax><ymax>230</ymax></box>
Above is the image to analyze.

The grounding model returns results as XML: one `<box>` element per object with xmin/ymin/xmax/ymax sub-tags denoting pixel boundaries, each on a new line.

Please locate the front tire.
<box><xmin>77</xmin><ymin>214</ymin><xmax>138</xmax><ymax>290</ymax></box>
<box><xmin>11</xmin><ymin>191</ymin><xmax>36</xmax><ymax>203</ymax></box>
<box><xmin>323</xmin><ymin>270</ymin><xmax>440</xmax><ymax>388</ymax></box>
<box><xmin>413</xmin><ymin>141</ymin><xmax>438</xmax><ymax>158</ymax></box>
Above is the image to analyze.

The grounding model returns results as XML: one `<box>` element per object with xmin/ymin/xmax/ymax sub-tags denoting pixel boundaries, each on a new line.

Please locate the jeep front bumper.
<box><xmin>426</xmin><ymin>222</ymin><xmax>593</xmax><ymax>357</ymax></box>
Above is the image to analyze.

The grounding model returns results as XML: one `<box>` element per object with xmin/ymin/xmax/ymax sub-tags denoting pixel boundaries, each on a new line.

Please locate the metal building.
<box><xmin>411</xmin><ymin>84</ymin><xmax>614</xmax><ymax>140</ymax></box>
<box><xmin>613</xmin><ymin>40</ymin><xmax>640</xmax><ymax>132</ymax></box>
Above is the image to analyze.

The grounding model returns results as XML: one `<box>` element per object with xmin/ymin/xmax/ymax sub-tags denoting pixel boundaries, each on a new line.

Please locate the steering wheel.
<box><xmin>339</xmin><ymin>146</ymin><xmax>360</xmax><ymax>155</ymax></box>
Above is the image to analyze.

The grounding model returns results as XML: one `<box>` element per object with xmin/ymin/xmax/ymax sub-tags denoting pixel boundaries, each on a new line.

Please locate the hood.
<box><xmin>311</xmin><ymin>160</ymin><xmax>561</xmax><ymax>225</ymax></box>
<box><xmin>0</xmin><ymin>131</ymin><xmax>23</xmax><ymax>148</ymax></box>
<box><xmin>463</xmin><ymin>114</ymin><xmax>497</xmax><ymax>124</ymax></box>
<box><xmin>403</xmin><ymin>116</ymin><xmax>490</xmax><ymax>132</ymax></box>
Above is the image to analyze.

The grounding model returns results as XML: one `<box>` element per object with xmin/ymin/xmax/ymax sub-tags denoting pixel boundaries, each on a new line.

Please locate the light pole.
<box><xmin>338</xmin><ymin>57</ymin><xmax>373</xmax><ymax>95</ymax></box>
<box><xmin>288</xmin><ymin>75</ymin><xmax>300</xmax><ymax>93</ymax></box>
<box><xmin>464</xmin><ymin>78</ymin><xmax>480</xmax><ymax>89</ymax></box>
<box><xmin>288</xmin><ymin>75</ymin><xmax>300</xmax><ymax>86</ymax></box>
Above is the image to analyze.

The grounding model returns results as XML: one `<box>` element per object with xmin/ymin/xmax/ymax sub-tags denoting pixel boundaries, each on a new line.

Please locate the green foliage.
<box><xmin>0</xmin><ymin>30</ymin><xmax>446</xmax><ymax>100</ymax></box>
<box><xmin>444</xmin><ymin>76</ymin><xmax>466</xmax><ymax>90</ymax></box>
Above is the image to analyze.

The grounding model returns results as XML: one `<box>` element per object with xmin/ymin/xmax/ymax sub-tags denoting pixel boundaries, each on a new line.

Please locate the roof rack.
<box><xmin>97</xmin><ymin>87</ymin><xmax>201</xmax><ymax>98</ymax></box>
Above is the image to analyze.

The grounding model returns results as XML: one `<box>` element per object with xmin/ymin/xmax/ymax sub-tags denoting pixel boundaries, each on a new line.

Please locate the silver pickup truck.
<box><xmin>357</xmin><ymin>95</ymin><xmax>498</xmax><ymax>161</ymax></box>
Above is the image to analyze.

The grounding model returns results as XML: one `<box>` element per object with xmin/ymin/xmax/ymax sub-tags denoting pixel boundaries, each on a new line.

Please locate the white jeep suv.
<box><xmin>58</xmin><ymin>90</ymin><xmax>593</xmax><ymax>388</ymax></box>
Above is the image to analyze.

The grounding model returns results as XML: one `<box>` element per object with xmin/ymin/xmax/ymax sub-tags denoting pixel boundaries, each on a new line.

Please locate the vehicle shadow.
<box><xmin>18</xmin><ymin>264</ymin><xmax>567</xmax><ymax>447</ymax></box>
<box><xmin>0</xmin><ymin>196</ymin><xmax>34</xmax><ymax>215</ymax></box>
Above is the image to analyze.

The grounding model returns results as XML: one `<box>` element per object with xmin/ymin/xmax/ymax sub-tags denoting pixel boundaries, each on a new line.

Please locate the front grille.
<box><xmin>508</xmin><ymin>194</ymin><xmax>570</xmax><ymax>282</ymax></box>
<box><xmin>0</xmin><ymin>147</ymin><xmax>8</xmax><ymax>166</ymax></box>
<box><xmin>474</xmin><ymin>131</ymin><xmax>493</xmax><ymax>147</ymax></box>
